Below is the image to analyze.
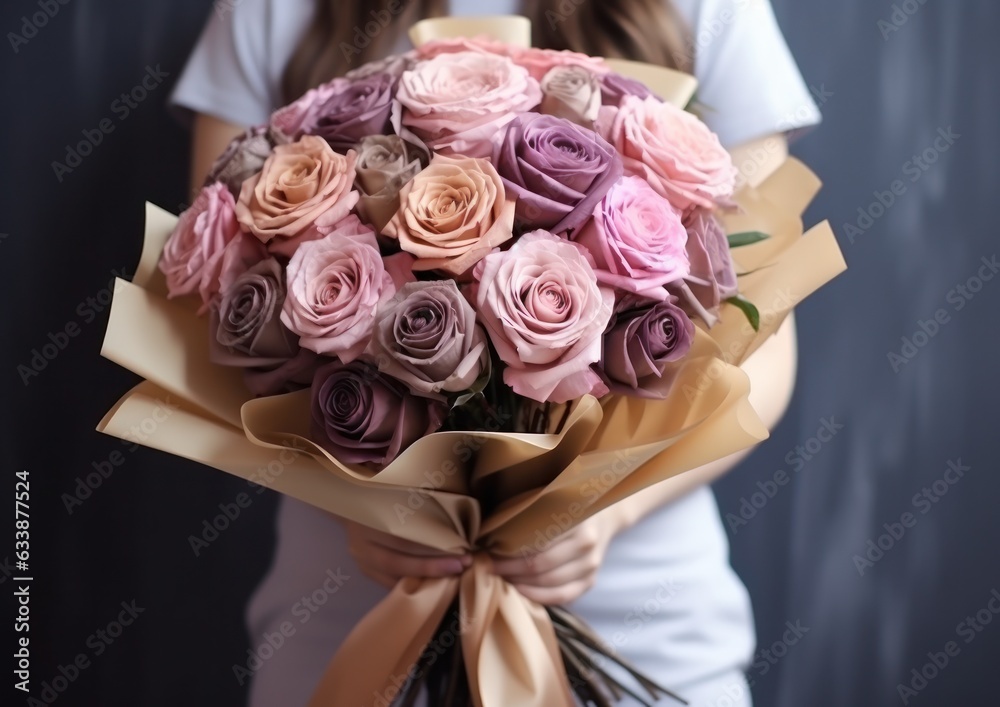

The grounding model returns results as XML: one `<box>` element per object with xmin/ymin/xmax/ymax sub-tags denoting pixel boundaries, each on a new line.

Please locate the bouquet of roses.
<box><xmin>98</xmin><ymin>16</ymin><xmax>845</xmax><ymax>707</ymax></box>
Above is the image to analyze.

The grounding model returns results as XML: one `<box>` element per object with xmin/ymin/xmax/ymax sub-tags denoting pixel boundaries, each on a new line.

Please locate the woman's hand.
<box><xmin>490</xmin><ymin>507</ymin><xmax>626</xmax><ymax>605</ymax></box>
<box><xmin>343</xmin><ymin>520</ymin><xmax>472</xmax><ymax>588</ymax></box>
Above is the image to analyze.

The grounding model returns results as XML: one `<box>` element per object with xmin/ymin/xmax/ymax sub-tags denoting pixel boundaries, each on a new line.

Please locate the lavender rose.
<box><xmin>367</xmin><ymin>281</ymin><xmax>490</xmax><ymax>397</ymax></box>
<box><xmin>494</xmin><ymin>113</ymin><xmax>622</xmax><ymax>234</ymax></box>
<box><xmin>676</xmin><ymin>208</ymin><xmax>739</xmax><ymax>325</ymax></box>
<box><xmin>354</xmin><ymin>135</ymin><xmax>429</xmax><ymax>232</ymax></box>
<box><xmin>474</xmin><ymin>230</ymin><xmax>615</xmax><ymax>403</ymax></box>
<box><xmin>602</xmin><ymin>298</ymin><xmax>695</xmax><ymax>398</ymax></box>
<box><xmin>310</xmin><ymin>359</ymin><xmax>446</xmax><ymax>467</ymax></box>
<box><xmin>599</xmin><ymin>72</ymin><xmax>655</xmax><ymax>107</ymax></box>
<box><xmin>572</xmin><ymin>176</ymin><xmax>690</xmax><ymax>298</ymax></box>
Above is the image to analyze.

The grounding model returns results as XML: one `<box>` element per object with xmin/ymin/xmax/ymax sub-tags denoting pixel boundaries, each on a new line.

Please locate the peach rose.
<box><xmin>394</xmin><ymin>51</ymin><xmax>542</xmax><ymax>158</ymax></box>
<box><xmin>383</xmin><ymin>155</ymin><xmax>515</xmax><ymax>277</ymax></box>
<box><xmin>597</xmin><ymin>96</ymin><xmax>736</xmax><ymax>212</ymax></box>
<box><xmin>235</xmin><ymin>135</ymin><xmax>359</xmax><ymax>244</ymax></box>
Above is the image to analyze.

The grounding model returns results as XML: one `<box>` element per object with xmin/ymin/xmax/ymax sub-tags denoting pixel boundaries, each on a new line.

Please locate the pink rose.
<box><xmin>474</xmin><ymin>231</ymin><xmax>615</xmax><ymax>403</ymax></box>
<box><xmin>235</xmin><ymin>135</ymin><xmax>359</xmax><ymax>245</ymax></box>
<box><xmin>573</xmin><ymin>176</ymin><xmax>690</xmax><ymax>298</ymax></box>
<box><xmin>159</xmin><ymin>182</ymin><xmax>241</xmax><ymax>313</ymax></box>
<box><xmin>512</xmin><ymin>47</ymin><xmax>610</xmax><ymax>82</ymax></box>
<box><xmin>270</xmin><ymin>79</ymin><xmax>348</xmax><ymax>141</ymax></box>
<box><xmin>675</xmin><ymin>208</ymin><xmax>739</xmax><ymax>326</ymax></box>
<box><xmin>415</xmin><ymin>36</ymin><xmax>517</xmax><ymax>61</ymax></box>
<box><xmin>383</xmin><ymin>155</ymin><xmax>515</xmax><ymax>277</ymax></box>
<box><xmin>394</xmin><ymin>51</ymin><xmax>542</xmax><ymax>158</ymax></box>
<box><xmin>281</xmin><ymin>215</ymin><xmax>413</xmax><ymax>361</ymax></box>
<box><xmin>597</xmin><ymin>96</ymin><xmax>736</xmax><ymax>211</ymax></box>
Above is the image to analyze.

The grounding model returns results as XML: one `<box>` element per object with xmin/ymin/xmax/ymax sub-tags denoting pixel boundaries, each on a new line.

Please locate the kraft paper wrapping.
<box><xmin>96</xmin><ymin>17</ymin><xmax>846</xmax><ymax>707</ymax></box>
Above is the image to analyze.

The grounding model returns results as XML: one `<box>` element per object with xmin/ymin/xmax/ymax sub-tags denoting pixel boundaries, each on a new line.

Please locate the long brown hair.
<box><xmin>282</xmin><ymin>0</ymin><xmax>692</xmax><ymax>104</ymax></box>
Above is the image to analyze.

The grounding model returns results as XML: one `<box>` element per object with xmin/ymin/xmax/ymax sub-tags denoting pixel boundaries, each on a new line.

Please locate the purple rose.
<box><xmin>573</xmin><ymin>176</ymin><xmax>690</xmax><ymax>299</ymax></box>
<box><xmin>599</xmin><ymin>72</ymin><xmax>655</xmax><ymax>107</ymax></box>
<box><xmin>367</xmin><ymin>281</ymin><xmax>490</xmax><ymax>397</ymax></box>
<box><xmin>602</xmin><ymin>298</ymin><xmax>695</xmax><ymax>398</ymax></box>
<box><xmin>676</xmin><ymin>208</ymin><xmax>739</xmax><ymax>325</ymax></box>
<box><xmin>494</xmin><ymin>113</ymin><xmax>622</xmax><ymax>234</ymax></box>
<box><xmin>205</xmin><ymin>125</ymin><xmax>275</xmax><ymax>198</ymax></box>
<box><xmin>310</xmin><ymin>359</ymin><xmax>446</xmax><ymax>467</ymax></box>
<box><xmin>271</xmin><ymin>74</ymin><xmax>395</xmax><ymax>153</ymax></box>
<box><xmin>209</xmin><ymin>257</ymin><xmax>320</xmax><ymax>396</ymax></box>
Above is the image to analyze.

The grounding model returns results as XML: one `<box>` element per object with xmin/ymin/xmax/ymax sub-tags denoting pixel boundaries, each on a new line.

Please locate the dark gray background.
<box><xmin>2</xmin><ymin>0</ymin><xmax>997</xmax><ymax>705</ymax></box>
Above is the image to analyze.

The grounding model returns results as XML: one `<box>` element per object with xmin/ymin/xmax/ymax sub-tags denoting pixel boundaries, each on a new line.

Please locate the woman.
<box><xmin>171</xmin><ymin>1</ymin><xmax>820</xmax><ymax>704</ymax></box>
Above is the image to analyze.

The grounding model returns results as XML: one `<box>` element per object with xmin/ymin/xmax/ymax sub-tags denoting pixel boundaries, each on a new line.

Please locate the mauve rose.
<box><xmin>282</xmin><ymin>215</ymin><xmax>414</xmax><ymax>361</ymax></box>
<box><xmin>573</xmin><ymin>176</ymin><xmax>690</xmax><ymax>298</ymax></box>
<box><xmin>270</xmin><ymin>79</ymin><xmax>346</xmax><ymax>141</ymax></box>
<box><xmin>597</xmin><ymin>95</ymin><xmax>736</xmax><ymax>212</ymax></box>
<box><xmin>205</xmin><ymin>126</ymin><xmax>275</xmax><ymax>198</ymax></box>
<box><xmin>276</xmin><ymin>73</ymin><xmax>396</xmax><ymax>153</ymax></box>
<box><xmin>512</xmin><ymin>47</ymin><xmax>610</xmax><ymax>82</ymax></box>
<box><xmin>310</xmin><ymin>358</ymin><xmax>446</xmax><ymax>467</ymax></box>
<box><xmin>394</xmin><ymin>51</ymin><xmax>542</xmax><ymax>158</ymax></box>
<box><xmin>368</xmin><ymin>281</ymin><xmax>490</xmax><ymax>397</ymax></box>
<box><xmin>602</xmin><ymin>298</ymin><xmax>695</xmax><ymax>398</ymax></box>
<box><xmin>474</xmin><ymin>230</ymin><xmax>615</xmax><ymax>403</ymax></box>
<box><xmin>600</xmin><ymin>72</ymin><xmax>655</xmax><ymax>107</ymax></box>
<box><xmin>354</xmin><ymin>135</ymin><xmax>429</xmax><ymax>232</ymax></box>
<box><xmin>345</xmin><ymin>50</ymin><xmax>417</xmax><ymax>81</ymax></box>
<box><xmin>160</xmin><ymin>182</ymin><xmax>241</xmax><ymax>313</ymax></box>
<box><xmin>540</xmin><ymin>65</ymin><xmax>602</xmax><ymax>125</ymax></box>
<box><xmin>235</xmin><ymin>135</ymin><xmax>359</xmax><ymax>244</ymax></box>
<box><xmin>494</xmin><ymin>113</ymin><xmax>621</xmax><ymax>234</ymax></box>
<box><xmin>383</xmin><ymin>154</ymin><xmax>514</xmax><ymax>276</ymax></box>
<box><xmin>676</xmin><ymin>208</ymin><xmax>739</xmax><ymax>324</ymax></box>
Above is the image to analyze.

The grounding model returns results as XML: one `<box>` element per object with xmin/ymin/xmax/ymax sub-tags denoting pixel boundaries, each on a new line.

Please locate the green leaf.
<box><xmin>726</xmin><ymin>295</ymin><xmax>760</xmax><ymax>332</ymax></box>
<box><xmin>727</xmin><ymin>231</ymin><xmax>770</xmax><ymax>248</ymax></box>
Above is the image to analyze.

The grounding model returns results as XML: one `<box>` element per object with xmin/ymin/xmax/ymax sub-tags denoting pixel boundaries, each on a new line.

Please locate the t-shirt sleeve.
<box><xmin>679</xmin><ymin>0</ymin><xmax>822</xmax><ymax>147</ymax></box>
<box><xmin>169</xmin><ymin>0</ymin><xmax>282</xmax><ymax>128</ymax></box>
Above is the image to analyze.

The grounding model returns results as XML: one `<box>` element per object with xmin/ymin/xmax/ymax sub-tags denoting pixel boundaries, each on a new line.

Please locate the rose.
<box><xmin>676</xmin><ymin>208</ymin><xmax>739</xmax><ymax>324</ymax></box>
<box><xmin>368</xmin><ymin>281</ymin><xmax>490</xmax><ymax>397</ymax></box>
<box><xmin>494</xmin><ymin>113</ymin><xmax>621</xmax><ymax>234</ymax></box>
<box><xmin>474</xmin><ymin>230</ymin><xmax>615</xmax><ymax>403</ymax></box>
<box><xmin>345</xmin><ymin>50</ymin><xmax>417</xmax><ymax>81</ymax></box>
<box><xmin>354</xmin><ymin>135</ymin><xmax>429</xmax><ymax>232</ymax></box>
<box><xmin>599</xmin><ymin>72</ymin><xmax>655</xmax><ymax>107</ymax></box>
<box><xmin>383</xmin><ymin>155</ymin><xmax>514</xmax><ymax>276</ymax></box>
<box><xmin>415</xmin><ymin>36</ymin><xmax>517</xmax><ymax>61</ymax></box>
<box><xmin>160</xmin><ymin>182</ymin><xmax>241</xmax><ymax>313</ymax></box>
<box><xmin>539</xmin><ymin>65</ymin><xmax>602</xmax><ymax>125</ymax></box>
<box><xmin>209</xmin><ymin>257</ymin><xmax>323</xmax><ymax>395</ymax></box>
<box><xmin>205</xmin><ymin>125</ymin><xmax>275</xmax><ymax>198</ymax></box>
<box><xmin>282</xmin><ymin>215</ymin><xmax>414</xmax><ymax>361</ymax></box>
<box><xmin>273</xmin><ymin>73</ymin><xmax>396</xmax><ymax>153</ymax></box>
<box><xmin>601</xmin><ymin>298</ymin><xmax>695</xmax><ymax>398</ymax></box>
<box><xmin>572</xmin><ymin>176</ymin><xmax>690</xmax><ymax>298</ymax></box>
<box><xmin>270</xmin><ymin>79</ymin><xmax>346</xmax><ymax>142</ymax></box>
<box><xmin>310</xmin><ymin>359</ymin><xmax>446</xmax><ymax>467</ymax></box>
<box><xmin>235</xmin><ymin>135</ymin><xmax>359</xmax><ymax>244</ymax></box>
<box><xmin>512</xmin><ymin>47</ymin><xmax>610</xmax><ymax>82</ymax></box>
<box><xmin>597</xmin><ymin>95</ymin><xmax>736</xmax><ymax>211</ymax></box>
<box><xmin>394</xmin><ymin>51</ymin><xmax>542</xmax><ymax>158</ymax></box>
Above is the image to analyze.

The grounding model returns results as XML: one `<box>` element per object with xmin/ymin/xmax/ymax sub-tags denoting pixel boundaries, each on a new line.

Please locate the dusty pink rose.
<box><xmin>310</xmin><ymin>358</ymin><xmax>446</xmax><ymax>467</ymax></box>
<box><xmin>474</xmin><ymin>231</ymin><xmax>615</xmax><ymax>403</ymax></box>
<box><xmin>281</xmin><ymin>215</ymin><xmax>414</xmax><ymax>361</ymax></box>
<box><xmin>597</xmin><ymin>96</ymin><xmax>736</xmax><ymax>211</ymax></box>
<box><xmin>512</xmin><ymin>47</ymin><xmax>610</xmax><ymax>82</ymax></box>
<box><xmin>160</xmin><ymin>182</ymin><xmax>241</xmax><ymax>313</ymax></box>
<box><xmin>394</xmin><ymin>51</ymin><xmax>542</xmax><ymax>157</ymax></box>
<box><xmin>415</xmin><ymin>36</ymin><xmax>517</xmax><ymax>61</ymax></box>
<box><xmin>383</xmin><ymin>155</ymin><xmax>515</xmax><ymax>276</ymax></box>
<box><xmin>205</xmin><ymin>125</ymin><xmax>275</xmax><ymax>198</ymax></box>
<box><xmin>539</xmin><ymin>65</ymin><xmax>602</xmax><ymax>125</ymax></box>
<box><xmin>573</xmin><ymin>176</ymin><xmax>690</xmax><ymax>298</ymax></box>
<box><xmin>270</xmin><ymin>79</ymin><xmax>347</xmax><ymax>141</ymax></box>
<box><xmin>235</xmin><ymin>135</ymin><xmax>359</xmax><ymax>244</ymax></box>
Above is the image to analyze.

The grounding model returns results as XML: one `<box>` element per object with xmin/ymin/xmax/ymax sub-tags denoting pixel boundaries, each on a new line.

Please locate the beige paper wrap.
<box><xmin>97</xmin><ymin>17</ymin><xmax>845</xmax><ymax>707</ymax></box>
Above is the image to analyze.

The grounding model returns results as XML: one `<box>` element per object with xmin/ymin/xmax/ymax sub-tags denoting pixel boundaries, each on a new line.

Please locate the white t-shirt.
<box><xmin>170</xmin><ymin>0</ymin><xmax>820</xmax><ymax>147</ymax></box>
<box><xmin>169</xmin><ymin>3</ymin><xmax>820</xmax><ymax>704</ymax></box>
